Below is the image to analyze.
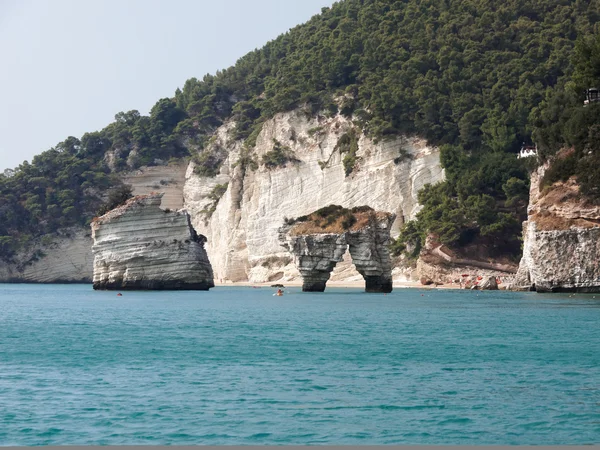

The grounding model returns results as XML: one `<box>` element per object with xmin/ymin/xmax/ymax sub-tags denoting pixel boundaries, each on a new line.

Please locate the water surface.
<box><xmin>0</xmin><ymin>284</ymin><xmax>599</xmax><ymax>445</ymax></box>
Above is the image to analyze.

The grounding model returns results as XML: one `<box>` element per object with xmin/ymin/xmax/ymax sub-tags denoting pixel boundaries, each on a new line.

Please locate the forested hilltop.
<box><xmin>1</xmin><ymin>0</ymin><xmax>599</xmax><ymax>261</ymax></box>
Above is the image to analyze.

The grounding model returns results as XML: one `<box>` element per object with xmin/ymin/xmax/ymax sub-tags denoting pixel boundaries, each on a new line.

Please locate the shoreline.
<box><xmin>214</xmin><ymin>280</ymin><xmax>463</xmax><ymax>290</ymax></box>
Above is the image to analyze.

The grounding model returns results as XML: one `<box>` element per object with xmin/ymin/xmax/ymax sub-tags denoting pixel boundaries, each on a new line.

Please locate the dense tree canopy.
<box><xmin>2</xmin><ymin>0</ymin><xmax>600</xmax><ymax>260</ymax></box>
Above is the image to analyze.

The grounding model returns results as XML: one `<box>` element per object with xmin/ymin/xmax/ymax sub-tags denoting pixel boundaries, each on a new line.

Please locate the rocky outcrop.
<box><xmin>412</xmin><ymin>233</ymin><xmax>517</xmax><ymax>288</ymax></box>
<box><xmin>184</xmin><ymin>109</ymin><xmax>444</xmax><ymax>283</ymax></box>
<box><xmin>280</xmin><ymin>208</ymin><xmax>395</xmax><ymax>292</ymax></box>
<box><xmin>280</xmin><ymin>233</ymin><xmax>347</xmax><ymax>292</ymax></box>
<box><xmin>479</xmin><ymin>276</ymin><xmax>498</xmax><ymax>290</ymax></box>
<box><xmin>345</xmin><ymin>214</ymin><xmax>395</xmax><ymax>293</ymax></box>
<box><xmin>123</xmin><ymin>162</ymin><xmax>188</xmax><ymax>210</ymax></box>
<box><xmin>416</xmin><ymin>257</ymin><xmax>514</xmax><ymax>289</ymax></box>
<box><xmin>0</xmin><ymin>163</ymin><xmax>189</xmax><ymax>284</ymax></box>
<box><xmin>3</xmin><ymin>108</ymin><xmax>442</xmax><ymax>285</ymax></box>
<box><xmin>91</xmin><ymin>193</ymin><xmax>214</xmax><ymax>290</ymax></box>
<box><xmin>514</xmin><ymin>163</ymin><xmax>600</xmax><ymax>292</ymax></box>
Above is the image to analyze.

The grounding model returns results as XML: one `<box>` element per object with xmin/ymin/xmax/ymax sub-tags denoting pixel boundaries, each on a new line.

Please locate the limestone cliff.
<box><xmin>1</xmin><ymin>109</ymin><xmax>442</xmax><ymax>285</ymax></box>
<box><xmin>514</xmin><ymin>164</ymin><xmax>600</xmax><ymax>292</ymax></box>
<box><xmin>184</xmin><ymin>109</ymin><xmax>444</xmax><ymax>283</ymax></box>
<box><xmin>279</xmin><ymin>207</ymin><xmax>395</xmax><ymax>292</ymax></box>
<box><xmin>91</xmin><ymin>193</ymin><xmax>214</xmax><ymax>290</ymax></box>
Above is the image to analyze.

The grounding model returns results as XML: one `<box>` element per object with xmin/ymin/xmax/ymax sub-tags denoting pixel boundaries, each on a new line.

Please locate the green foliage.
<box><xmin>234</xmin><ymin>147</ymin><xmax>259</xmax><ymax>173</ymax></box>
<box><xmin>335</xmin><ymin>129</ymin><xmax>359</xmax><ymax>176</ymax></box>
<box><xmin>503</xmin><ymin>177</ymin><xmax>530</xmax><ymax>208</ymax></box>
<box><xmin>0</xmin><ymin>142</ymin><xmax>126</xmax><ymax>257</ymax></box>
<box><xmin>170</xmin><ymin>0</ymin><xmax>599</xmax><ymax>153</ymax></box>
<box><xmin>307</xmin><ymin>126</ymin><xmax>324</xmax><ymax>137</ymax></box>
<box><xmin>4</xmin><ymin>0</ymin><xmax>600</xmax><ymax>260</ymax></box>
<box><xmin>201</xmin><ymin>183</ymin><xmax>229</xmax><ymax>222</ymax></box>
<box><xmin>96</xmin><ymin>184</ymin><xmax>134</xmax><ymax>216</ymax></box>
<box><xmin>261</xmin><ymin>139</ymin><xmax>300</xmax><ymax>169</ymax></box>
<box><xmin>541</xmin><ymin>152</ymin><xmax>578</xmax><ymax>187</ymax></box>
<box><xmin>0</xmin><ymin>235</ymin><xmax>16</xmax><ymax>259</ymax></box>
<box><xmin>390</xmin><ymin>220</ymin><xmax>423</xmax><ymax>259</ymax></box>
<box><xmin>393</xmin><ymin>147</ymin><xmax>411</xmax><ymax>165</ymax></box>
<box><xmin>192</xmin><ymin>143</ymin><xmax>226</xmax><ymax>178</ymax></box>
<box><xmin>209</xmin><ymin>183</ymin><xmax>228</xmax><ymax>202</ymax></box>
<box><xmin>532</xmin><ymin>31</ymin><xmax>600</xmax><ymax>202</ymax></box>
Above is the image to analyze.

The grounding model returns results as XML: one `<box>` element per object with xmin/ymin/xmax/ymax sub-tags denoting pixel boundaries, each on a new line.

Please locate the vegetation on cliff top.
<box><xmin>2</xmin><ymin>0</ymin><xmax>600</xmax><ymax>260</ymax></box>
<box><xmin>286</xmin><ymin>204</ymin><xmax>380</xmax><ymax>235</ymax></box>
<box><xmin>532</xmin><ymin>33</ymin><xmax>600</xmax><ymax>201</ymax></box>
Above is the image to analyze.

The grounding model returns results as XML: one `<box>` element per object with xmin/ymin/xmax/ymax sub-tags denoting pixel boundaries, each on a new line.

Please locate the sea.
<box><xmin>0</xmin><ymin>283</ymin><xmax>599</xmax><ymax>445</ymax></box>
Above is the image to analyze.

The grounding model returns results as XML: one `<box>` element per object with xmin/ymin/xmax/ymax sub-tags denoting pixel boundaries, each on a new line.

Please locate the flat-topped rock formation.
<box><xmin>280</xmin><ymin>205</ymin><xmax>395</xmax><ymax>292</ymax></box>
<box><xmin>91</xmin><ymin>193</ymin><xmax>214</xmax><ymax>290</ymax></box>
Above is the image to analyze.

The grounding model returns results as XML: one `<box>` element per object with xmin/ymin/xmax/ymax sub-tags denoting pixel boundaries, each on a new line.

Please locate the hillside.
<box><xmin>1</xmin><ymin>0</ymin><xmax>600</xmax><ymax>263</ymax></box>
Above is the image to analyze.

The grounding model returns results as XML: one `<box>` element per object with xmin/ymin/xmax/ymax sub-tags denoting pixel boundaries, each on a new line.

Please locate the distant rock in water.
<box><xmin>280</xmin><ymin>206</ymin><xmax>395</xmax><ymax>293</ymax></box>
<box><xmin>514</xmin><ymin>163</ymin><xmax>600</xmax><ymax>293</ymax></box>
<box><xmin>91</xmin><ymin>193</ymin><xmax>214</xmax><ymax>290</ymax></box>
<box><xmin>479</xmin><ymin>276</ymin><xmax>498</xmax><ymax>290</ymax></box>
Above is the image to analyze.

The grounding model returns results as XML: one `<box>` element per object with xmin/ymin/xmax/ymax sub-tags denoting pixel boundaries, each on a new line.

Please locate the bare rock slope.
<box><xmin>0</xmin><ymin>228</ymin><xmax>93</xmax><ymax>283</ymax></box>
<box><xmin>184</xmin><ymin>109</ymin><xmax>444</xmax><ymax>283</ymax></box>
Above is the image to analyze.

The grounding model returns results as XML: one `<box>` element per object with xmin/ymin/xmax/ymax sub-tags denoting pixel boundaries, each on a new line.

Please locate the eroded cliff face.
<box><xmin>514</xmin><ymin>165</ymin><xmax>600</xmax><ymax>292</ymax></box>
<box><xmin>0</xmin><ymin>228</ymin><xmax>93</xmax><ymax>283</ymax></box>
<box><xmin>279</xmin><ymin>210</ymin><xmax>395</xmax><ymax>292</ymax></box>
<box><xmin>280</xmin><ymin>233</ymin><xmax>347</xmax><ymax>292</ymax></box>
<box><xmin>1</xmin><ymin>110</ymin><xmax>442</xmax><ymax>285</ymax></box>
<box><xmin>184</xmin><ymin>109</ymin><xmax>444</xmax><ymax>283</ymax></box>
<box><xmin>91</xmin><ymin>193</ymin><xmax>214</xmax><ymax>290</ymax></box>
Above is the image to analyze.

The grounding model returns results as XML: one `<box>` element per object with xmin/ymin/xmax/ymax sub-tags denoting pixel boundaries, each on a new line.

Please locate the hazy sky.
<box><xmin>0</xmin><ymin>0</ymin><xmax>335</xmax><ymax>171</ymax></box>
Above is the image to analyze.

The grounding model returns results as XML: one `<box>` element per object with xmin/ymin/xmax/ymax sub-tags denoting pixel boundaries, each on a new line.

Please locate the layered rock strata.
<box><xmin>184</xmin><ymin>109</ymin><xmax>444</xmax><ymax>283</ymax></box>
<box><xmin>2</xmin><ymin>108</ymin><xmax>442</xmax><ymax>285</ymax></box>
<box><xmin>514</xmin><ymin>164</ymin><xmax>600</xmax><ymax>292</ymax></box>
<box><xmin>345</xmin><ymin>214</ymin><xmax>395</xmax><ymax>293</ymax></box>
<box><xmin>280</xmin><ymin>209</ymin><xmax>395</xmax><ymax>292</ymax></box>
<box><xmin>0</xmin><ymin>163</ymin><xmax>189</xmax><ymax>284</ymax></box>
<box><xmin>280</xmin><ymin>233</ymin><xmax>348</xmax><ymax>292</ymax></box>
<box><xmin>91</xmin><ymin>193</ymin><xmax>214</xmax><ymax>290</ymax></box>
<box><xmin>0</xmin><ymin>227</ymin><xmax>93</xmax><ymax>283</ymax></box>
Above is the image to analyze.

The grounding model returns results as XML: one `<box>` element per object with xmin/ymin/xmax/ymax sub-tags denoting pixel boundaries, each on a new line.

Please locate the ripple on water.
<box><xmin>1</xmin><ymin>285</ymin><xmax>600</xmax><ymax>445</ymax></box>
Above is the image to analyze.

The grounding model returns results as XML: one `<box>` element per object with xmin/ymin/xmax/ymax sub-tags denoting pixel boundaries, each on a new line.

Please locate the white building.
<box><xmin>518</xmin><ymin>144</ymin><xmax>537</xmax><ymax>159</ymax></box>
<box><xmin>584</xmin><ymin>88</ymin><xmax>599</xmax><ymax>106</ymax></box>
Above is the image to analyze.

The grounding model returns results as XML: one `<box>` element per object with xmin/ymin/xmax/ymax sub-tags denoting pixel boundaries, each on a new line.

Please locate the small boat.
<box><xmin>273</xmin><ymin>289</ymin><xmax>284</xmax><ymax>297</ymax></box>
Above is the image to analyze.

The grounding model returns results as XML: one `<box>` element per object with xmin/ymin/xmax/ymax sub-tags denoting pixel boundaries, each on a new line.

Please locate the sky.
<box><xmin>0</xmin><ymin>0</ymin><xmax>335</xmax><ymax>171</ymax></box>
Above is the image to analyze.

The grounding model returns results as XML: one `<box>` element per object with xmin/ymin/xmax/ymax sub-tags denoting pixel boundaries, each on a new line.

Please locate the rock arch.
<box><xmin>280</xmin><ymin>207</ymin><xmax>395</xmax><ymax>293</ymax></box>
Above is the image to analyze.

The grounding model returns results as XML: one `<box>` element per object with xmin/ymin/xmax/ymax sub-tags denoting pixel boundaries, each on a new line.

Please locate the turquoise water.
<box><xmin>1</xmin><ymin>284</ymin><xmax>600</xmax><ymax>445</ymax></box>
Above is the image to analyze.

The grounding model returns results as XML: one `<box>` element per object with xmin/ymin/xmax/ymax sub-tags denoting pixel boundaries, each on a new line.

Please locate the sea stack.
<box><xmin>280</xmin><ymin>205</ymin><xmax>395</xmax><ymax>293</ymax></box>
<box><xmin>514</xmin><ymin>163</ymin><xmax>600</xmax><ymax>293</ymax></box>
<box><xmin>91</xmin><ymin>193</ymin><xmax>214</xmax><ymax>290</ymax></box>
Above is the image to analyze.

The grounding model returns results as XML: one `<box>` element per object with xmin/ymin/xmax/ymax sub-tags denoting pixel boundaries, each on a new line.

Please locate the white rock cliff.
<box><xmin>91</xmin><ymin>193</ymin><xmax>214</xmax><ymax>290</ymax></box>
<box><xmin>0</xmin><ymin>109</ymin><xmax>443</xmax><ymax>285</ymax></box>
<box><xmin>184</xmin><ymin>109</ymin><xmax>444</xmax><ymax>283</ymax></box>
<box><xmin>514</xmin><ymin>164</ymin><xmax>600</xmax><ymax>292</ymax></box>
